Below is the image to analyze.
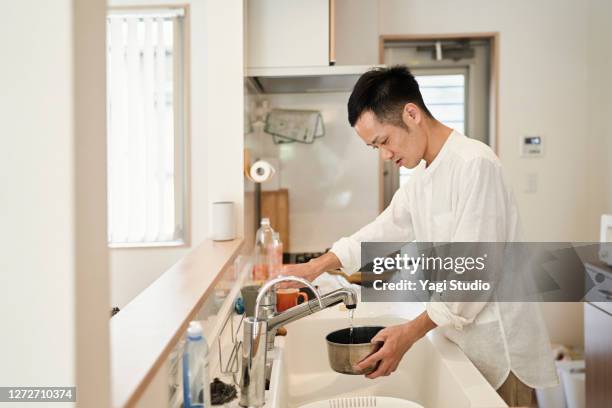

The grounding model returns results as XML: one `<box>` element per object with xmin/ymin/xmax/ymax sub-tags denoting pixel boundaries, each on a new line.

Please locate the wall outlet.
<box><xmin>524</xmin><ymin>173</ymin><xmax>538</xmax><ymax>194</ymax></box>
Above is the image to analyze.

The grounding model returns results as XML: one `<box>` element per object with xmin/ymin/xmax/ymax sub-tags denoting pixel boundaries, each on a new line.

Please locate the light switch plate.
<box><xmin>521</xmin><ymin>135</ymin><xmax>544</xmax><ymax>157</ymax></box>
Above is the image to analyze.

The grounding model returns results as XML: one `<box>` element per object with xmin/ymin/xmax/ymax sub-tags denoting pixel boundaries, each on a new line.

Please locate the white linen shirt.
<box><xmin>330</xmin><ymin>130</ymin><xmax>558</xmax><ymax>389</ymax></box>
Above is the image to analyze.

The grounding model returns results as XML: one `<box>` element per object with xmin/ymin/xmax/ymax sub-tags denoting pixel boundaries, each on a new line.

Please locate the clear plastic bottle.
<box><xmin>182</xmin><ymin>321</ymin><xmax>211</xmax><ymax>408</ymax></box>
<box><xmin>253</xmin><ymin>218</ymin><xmax>275</xmax><ymax>281</ymax></box>
<box><xmin>267</xmin><ymin>231</ymin><xmax>283</xmax><ymax>278</ymax></box>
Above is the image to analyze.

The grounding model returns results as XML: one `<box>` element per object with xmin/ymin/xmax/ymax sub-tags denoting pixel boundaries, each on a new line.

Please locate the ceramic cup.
<box><xmin>276</xmin><ymin>288</ymin><xmax>308</xmax><ymax>312</ymax></box>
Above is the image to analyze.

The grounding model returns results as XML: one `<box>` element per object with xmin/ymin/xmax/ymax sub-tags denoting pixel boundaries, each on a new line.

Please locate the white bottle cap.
<box><xmin>187</xmin><ymin>321</ymin><xmax>203</xmax><ymax>341</ymax></box>
<box><xmin>261</xmin><ymin>218</ymin><xmax>270</xmax><ymax>226</ymax></box>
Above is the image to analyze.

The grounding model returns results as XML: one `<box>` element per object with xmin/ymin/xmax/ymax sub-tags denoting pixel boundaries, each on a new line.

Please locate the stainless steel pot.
<box><xmin>325</xmin><ymin>326</ymin><xmax>385</xmax><ymax>375</ymax></box>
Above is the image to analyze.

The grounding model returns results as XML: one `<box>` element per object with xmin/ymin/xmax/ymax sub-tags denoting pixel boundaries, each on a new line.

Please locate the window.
<box><xmin>399</xmin><ymin>72</ymin><xmax>466</xmax><ymax>187</ymax></box>
<box><xmin>417</xmin><ymin>73</ymin><xmax>466</xmax><ymax>134</ymax></box>
<box><xmin>106</xmin><ymin>9</ymin><xmax>187</xmax><ymax>246</ymax></box>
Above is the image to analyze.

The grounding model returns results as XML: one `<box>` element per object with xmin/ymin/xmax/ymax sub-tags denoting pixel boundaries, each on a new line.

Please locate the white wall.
<box><xmin>1</xmin><ymin>1</ymin><xmax>110</xmax><ymax>406</ymax></box>
<box><xmin>109</xmin><ymin>0</ymin><xmax>244</xmax><ymax>308</ymax></box>
<box><xmin>587</xmin><ymin>0</ymin><xmax>612</xmax><ymax>232</ymax></box>
<box><xmin>74</xmin><ymin>1</ymin><xmax>112</xmax><ymax>406</ymax></box>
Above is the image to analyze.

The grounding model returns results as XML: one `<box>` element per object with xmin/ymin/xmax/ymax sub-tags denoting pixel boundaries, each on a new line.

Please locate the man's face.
<box><xmin>354</xmin><ymin>105</ymin><xmax>426</xmax><ymax>169</ymax></box>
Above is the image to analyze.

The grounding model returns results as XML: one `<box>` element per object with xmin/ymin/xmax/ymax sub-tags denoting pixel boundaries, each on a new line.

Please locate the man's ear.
<box><xmin>402</xmin><ymin>103</ymin><xmax>422</xmax><ymax>126</ymax></box>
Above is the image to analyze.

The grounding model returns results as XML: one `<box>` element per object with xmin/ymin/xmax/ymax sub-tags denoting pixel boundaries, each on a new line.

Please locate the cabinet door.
<box><xmin>247</xmin><ymin>0</ymin><xmax>329</xmax><ymax>68</ymax></box>
<box><xmin>585</xmin><ymin>302</ymin><xmax>612</xmax><ymax>408</ymax></box>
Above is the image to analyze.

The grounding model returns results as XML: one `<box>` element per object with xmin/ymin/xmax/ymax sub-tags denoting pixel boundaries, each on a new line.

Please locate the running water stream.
<box><xmin>348</xmin><ymin>309</ymin><xmax>355</xmax><ymax>343</ymax></box>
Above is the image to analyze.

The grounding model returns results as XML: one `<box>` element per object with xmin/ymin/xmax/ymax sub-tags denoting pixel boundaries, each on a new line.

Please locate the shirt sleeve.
<box><xmin>427</xmin><ymin>157</ymin><xmax>512</xmax><ymax>329</ymax></box>
<box><xmin>330</xmin><ymin>185</ymin><xmax>416</xmax><ymax>274</ymax></box>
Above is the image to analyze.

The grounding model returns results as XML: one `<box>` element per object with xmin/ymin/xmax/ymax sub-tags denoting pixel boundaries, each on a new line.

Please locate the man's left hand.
<box><xmin>355</xmin><ymin>312</ymin><xmax>436</xmax><ymax>378</ymax></box>
<box><xmin>353</xmin><ymin>322</ymin><xmax>418</xmax><ymax>379</ymax></box>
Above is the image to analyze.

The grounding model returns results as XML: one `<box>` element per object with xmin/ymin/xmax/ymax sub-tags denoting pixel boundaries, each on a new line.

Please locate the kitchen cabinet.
<box><xmin>585</xmin><ymin>302</ymin><xmax>612</xmax><ymax>408</ymax></box>
<box><xmin>247</xmin><ymin>0</ymin><xmax>331</xmax><ymax>69</ymax></box>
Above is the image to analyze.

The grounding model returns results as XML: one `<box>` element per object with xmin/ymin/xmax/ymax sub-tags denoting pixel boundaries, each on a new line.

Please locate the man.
<box><xmin>282</xmin><ymin>66</ymin><xmax>557</xmax><ymax>407</ymax></box>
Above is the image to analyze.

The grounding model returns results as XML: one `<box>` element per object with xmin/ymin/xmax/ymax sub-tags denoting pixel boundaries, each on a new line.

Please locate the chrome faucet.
<box><xmin>238</xmin><ymin>276</ymin><xmax>358</xmax><ymax>407</ymax></box>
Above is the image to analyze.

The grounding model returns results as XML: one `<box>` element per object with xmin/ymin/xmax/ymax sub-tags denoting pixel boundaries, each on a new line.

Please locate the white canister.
<box><xmin>212</xmin><ymin>201</ymin><xmax>236</xmax><ymax>241</ymax></box>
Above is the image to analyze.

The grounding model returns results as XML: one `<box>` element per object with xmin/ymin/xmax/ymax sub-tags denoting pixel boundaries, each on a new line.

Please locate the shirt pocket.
<box><xmin>432</xmin><ymin>211</ymin><xmax>454</xmax><ymax>241</ymax></box>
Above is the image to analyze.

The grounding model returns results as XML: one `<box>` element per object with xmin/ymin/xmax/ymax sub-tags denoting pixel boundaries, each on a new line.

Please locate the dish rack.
<box><xmin>168</xmin><ymin>255</ymin><xmax>252</xmax><ymax>407</ymax></box>
<box><xmin>216</xmin><ymin>304</ymin><xmax>245</xmax><ymax>384</ymax></box>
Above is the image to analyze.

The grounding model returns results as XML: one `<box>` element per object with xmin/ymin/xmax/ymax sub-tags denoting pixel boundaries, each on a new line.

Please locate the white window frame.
<box><xmin>413</xmin><ymin>67</ymin><xmax>469</xmax><ymax>135</ymax></box>
<box><xmin>106</xmin><ymin>7</ymin><xmax>190</xmax><ymax>248</ymax></box>
<box><xmin>397</xmin><ymin>68</ymin><xmax>469</xmax><ymax>189</ymax></box>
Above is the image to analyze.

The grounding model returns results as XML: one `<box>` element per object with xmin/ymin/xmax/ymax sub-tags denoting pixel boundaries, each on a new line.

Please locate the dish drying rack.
<box><xmin>168</xmin><ymin>255</ymin><xmax>251</xmax><ymax>407</ymax></box>
<box><xmin>216</xmin><ymin>304</ymin><xmax>245</xmax><ymax>384</ymax></box>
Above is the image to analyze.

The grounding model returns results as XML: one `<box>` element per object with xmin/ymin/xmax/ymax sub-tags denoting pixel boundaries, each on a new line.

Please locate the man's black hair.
<box><xmin>347</xmin><ymin>65</ymin><xmax>433</xmax><ymax>127</ymax></box>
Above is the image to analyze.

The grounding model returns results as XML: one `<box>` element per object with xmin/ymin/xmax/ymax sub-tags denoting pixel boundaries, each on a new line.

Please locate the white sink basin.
<box><xmin>266</xmin><ymin>303</ymin><xmax>507</xmax><ymax>408</ymax></box>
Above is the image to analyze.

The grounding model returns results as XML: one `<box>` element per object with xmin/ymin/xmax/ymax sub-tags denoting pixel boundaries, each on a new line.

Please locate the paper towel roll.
<box><xmin>249</xmin><ymin>160</ymin><xmax>276</xmax><ymax>183</ymax></box>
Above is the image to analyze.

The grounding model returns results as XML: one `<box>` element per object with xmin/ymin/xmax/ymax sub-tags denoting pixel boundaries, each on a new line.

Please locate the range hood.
<box><xmin>246</xmin><ymin>65</ymin><xmax>384</xmax><ymax>94</ymax></box>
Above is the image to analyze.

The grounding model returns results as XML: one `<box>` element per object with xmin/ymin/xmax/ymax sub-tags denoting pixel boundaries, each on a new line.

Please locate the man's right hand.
<box><xmin>273</xmin><ymin>251</ymin><xmax>342</xmax><ymax>288</ymax></box>
<box><xmin>279</xmin><ymin>262</ymin><xmax>323</xmax><ymax>288</ymax></box>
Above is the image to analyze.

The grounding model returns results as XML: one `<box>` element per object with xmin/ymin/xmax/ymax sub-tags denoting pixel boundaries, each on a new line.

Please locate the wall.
<box><xmin>0</xmin><ymin>1</ymin><xmax>110</xmax><ymax>406</ymax></box>
<box><xmin>74</xmin><ymin>1</ymin><xmax>112</xmax><ymax>406</ymax></box>
<box><xmin>587</xmin><ymin>0</ymin><xmax>612</xmax><ymax>232</ymax></box>
<box><xmin>109</xmin><ymin>0</ymin><xmax>244</xmax><ymax>309</ymax></box>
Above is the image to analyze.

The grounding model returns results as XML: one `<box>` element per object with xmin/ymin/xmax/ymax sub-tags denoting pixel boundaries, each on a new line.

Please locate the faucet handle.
<box><xmin>254</xmin><ymin>276</ymin><xmax>323</xmax><ymax>320</ymax></box>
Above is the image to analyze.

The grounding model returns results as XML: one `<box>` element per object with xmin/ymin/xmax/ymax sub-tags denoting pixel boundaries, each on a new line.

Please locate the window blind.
<box><xmin>106</xmin><ymin>11</ymin><xmax>185</xmax><ymax>245</ymax></box>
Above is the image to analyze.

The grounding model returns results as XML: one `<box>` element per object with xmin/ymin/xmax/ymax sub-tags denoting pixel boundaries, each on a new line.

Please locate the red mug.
<box><xmin>276</xmin><ymin>288</ymin><xmax>308</xmax><ymax>312</ymax></box>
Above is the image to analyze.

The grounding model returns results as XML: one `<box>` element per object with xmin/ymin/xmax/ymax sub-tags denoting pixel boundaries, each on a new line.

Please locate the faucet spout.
<box><xmin>239</xmin><ymin>275</ymin><xmax>358</xmax><ymax>408</ymax></box>
<box><xmin>267</xmin><ymin>286</ymin><xmax>358</xmax><ymax>332</ymax></box>
<box><xmin>253</xmin><ymin>275</ymin><xmax>322</xmax><ymax>321</ymax></box>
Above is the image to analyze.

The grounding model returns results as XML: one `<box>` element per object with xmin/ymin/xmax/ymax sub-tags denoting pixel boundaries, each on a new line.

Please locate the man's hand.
<box><xmin>276</xmin><ymin>262</ymin><xmax>321</xmax><ymax>286</ymax></box>
<box><xmin>354</xmin><ymin>312</ymin><xmax>437</xmax><ymax>379</ymax></box>
<box><xmin>353</xmin><ymin>323</ymin><xmax>417</xmax><ymax>378</ymax></box>
<box><xmin>274</xmin><ymin>252</ymin><xmax>342</xmax><ymax>288</ymax></box>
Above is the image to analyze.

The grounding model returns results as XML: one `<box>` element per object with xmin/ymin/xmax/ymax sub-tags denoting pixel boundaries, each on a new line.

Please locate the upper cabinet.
<box><xmin>247</xmin><ymin>0</ymin><xmax>333</xmax><ymax>69</ymax></box>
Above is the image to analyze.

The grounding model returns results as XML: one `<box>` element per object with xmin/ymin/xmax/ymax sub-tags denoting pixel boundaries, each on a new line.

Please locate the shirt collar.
<box><xmin>423</xmin><ymin>129</ymin><xmax>457</xmax><ymax>175</ymax></box>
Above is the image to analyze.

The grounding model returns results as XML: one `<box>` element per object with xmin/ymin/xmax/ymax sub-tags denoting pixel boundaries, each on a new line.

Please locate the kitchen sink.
<box><xmin>266</xmin><ymin>303</ymin><xmax>507</xmax><ymax>408</ymax></box>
